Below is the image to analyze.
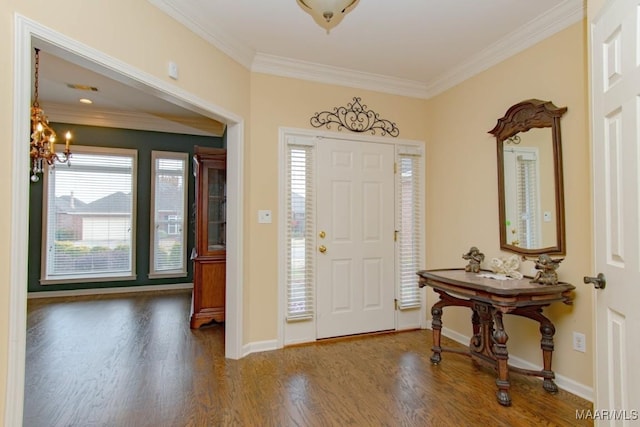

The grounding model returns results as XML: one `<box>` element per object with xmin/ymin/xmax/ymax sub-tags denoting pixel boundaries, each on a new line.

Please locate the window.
<box><xmin>150</xmin><ymin>151</ymin><xmax>188</xmax><ymax>278</ymax></box>
<box><xmin>396</xmin><ymin>146</ymin><xmax>423</xmax><ymax>309</ymax></box>
<box><xmin>285</xmin><ymin>141</ymin><xmax>315</xmax><ymax>321</ymax></box>
<box><xmin>503</xmin><ymin>147</ymin><xmax>541</xmax><ymax>248</ymax></box>
<box><xmin>515</xmin><ymin>152</ymin><xmax>540</xmax><ymax>248</ymax></box>
<box><xmin>167</xmin><ymin>215</ymin><xmax>180</xmax><ymax>235</ymax></box>
<box><xmin>42</xmin><ymin>146</ymin><xmax>137</xmax><ymax>283</ymax></box>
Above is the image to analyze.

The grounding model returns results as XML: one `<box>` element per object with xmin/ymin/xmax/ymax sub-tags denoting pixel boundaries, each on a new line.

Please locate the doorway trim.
<box><xmin>7</xmin><ymin>14</ymin><xmax>245</xmax><ymax>426</ymax></box>
<box><xmin>276</xmin><ymin>127</ymin><xmax>426</xmax><ymax>348</ymax></box>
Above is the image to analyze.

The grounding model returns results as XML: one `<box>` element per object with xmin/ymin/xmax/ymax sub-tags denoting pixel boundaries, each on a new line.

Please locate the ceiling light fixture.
<box><xmin>296</xmin><ymin>0</ymin><xmax>359</xmax><ymax>33</ymax></box>
<box><xmin>30</xmin><ymin>48</ymin><xmax>72</xmax><ymax>183</ymax></box>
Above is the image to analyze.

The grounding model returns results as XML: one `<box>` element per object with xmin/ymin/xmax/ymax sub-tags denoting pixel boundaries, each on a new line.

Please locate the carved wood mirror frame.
<box><xmin>489</xmin><ymin>99</ymin><xmax>567</xmax><ymax>256</ymax></box>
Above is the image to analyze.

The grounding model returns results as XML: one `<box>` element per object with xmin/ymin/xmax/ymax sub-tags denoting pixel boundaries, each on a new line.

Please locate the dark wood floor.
<box><xmin>24</xmin><ymin>290</ymin><xmax>592</xmax><ymax>427</ymax></box>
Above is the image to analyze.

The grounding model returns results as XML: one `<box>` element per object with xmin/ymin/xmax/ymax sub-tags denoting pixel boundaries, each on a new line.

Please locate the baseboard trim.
<box><xmin>425</xmin><ymin>321</ymin><xmax>594</xmax><ymax>402</ymax></box>
<box><xmin>242</xmin><ymin>339</ymin><xmax>279</xmax><ymax>357</ymax></box>
<box><xmin>27</xmin><ymin>283</ymin><xmax>193</xmax><ymax>299</ymax></box>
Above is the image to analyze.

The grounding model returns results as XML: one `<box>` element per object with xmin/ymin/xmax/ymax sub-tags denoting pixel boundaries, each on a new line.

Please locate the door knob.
<box><xmin>583</xmin><ymin>273</ymin><xmax>606</xmax><ymax>290</ymax></box>
<box><xmin>319</xmin><ymin>231</ymin><xmax>326</xmax><ymax>239</ymax></box>
<box><xmin>318</xmin><ymin>245</ymin><xmax>327</xmax><ymax>253</ymax></box>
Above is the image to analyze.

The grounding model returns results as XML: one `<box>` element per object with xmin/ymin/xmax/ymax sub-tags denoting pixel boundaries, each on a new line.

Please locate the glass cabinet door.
<box><xmin>206</xmin><ymin>166</ymin><xmax>226</xmax><ymax>252</ymax></box>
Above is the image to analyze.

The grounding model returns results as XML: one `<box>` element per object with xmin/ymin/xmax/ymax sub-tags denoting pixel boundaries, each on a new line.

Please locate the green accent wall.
<box><xmin>28</xmin><ymin>123</ymin><xmax>225</xmax><ymax>293</ymax></box>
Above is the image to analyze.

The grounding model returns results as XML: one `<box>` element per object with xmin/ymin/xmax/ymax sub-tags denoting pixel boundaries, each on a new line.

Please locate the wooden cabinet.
<box><xmin>190</xmin><ymin>147</ymin><xmax>226</xmax><ymax>328</ymax></box>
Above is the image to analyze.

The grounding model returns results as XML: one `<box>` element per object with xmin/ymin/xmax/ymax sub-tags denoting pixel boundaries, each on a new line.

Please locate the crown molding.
<box><xmin>426</xmin><ymin>0</ymin><xmax>585</xmax><ymax>98</ymax></box>
<box><xmin>45</xmin><ymin>102</ymin><xmax>225</xmax><ymax>136</ymax></box>
<box><xmin>149</xmin><ymin>0</ymin><xmax>584</xmax><ymax>100</ymax></box>
<box><xmin>147</xmin><ymin>0</ymin><xmax>255</xmax><ymax>69</ymax></box>
<box><xmin>252</xmin><ymin>53</ymin><xmax>430</xmax><ymax>99</ymax></box>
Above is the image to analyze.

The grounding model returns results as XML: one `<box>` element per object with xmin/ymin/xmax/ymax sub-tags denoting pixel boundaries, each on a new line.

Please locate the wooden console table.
<box><xmin>417</xmin><ymin>268</ymin><xmax>574</xmax><ymax>406</ymax></box>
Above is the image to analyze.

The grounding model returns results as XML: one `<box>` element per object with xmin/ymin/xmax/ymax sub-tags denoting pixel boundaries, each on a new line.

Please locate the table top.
<box><xmin>417</xmin><ymin>268</ymin><xmax>575</xmax><ymax>297</ymax></box>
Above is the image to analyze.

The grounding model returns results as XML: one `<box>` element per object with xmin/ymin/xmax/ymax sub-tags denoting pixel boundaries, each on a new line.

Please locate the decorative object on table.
<box><xmin>489</xmin><ymin>255</ymin><xmax>523</xmax><ymax>279</ymax></box>
<box><xmin>310</xmin><ymin>97</ymin><xmax>400</xmax><ymax>137</ymax></box>
<box><xmin>530</xmin><ymin>254</ymin><xmax>564</xmax><ymax>286</ymax></box>
<box><xmin>30</xmin><ymin>48</ymin><xmax>73</xmax><ymax>182</ymax></box>
<box><xmin>462</xmin><ymin>246</ymin><xmax>484</xmax><ymax>273</ymax></box>
<box><xmin>296</xmin><ymin>0</ymin><xmax>360</xmax><ymax>34</ymax></box>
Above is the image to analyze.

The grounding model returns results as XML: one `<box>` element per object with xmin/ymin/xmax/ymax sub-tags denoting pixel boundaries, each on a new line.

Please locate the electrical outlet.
<box><xmin>573</xmin><ymin>332</ymin><xmax>586</xmax><ymax>353</ymax></box>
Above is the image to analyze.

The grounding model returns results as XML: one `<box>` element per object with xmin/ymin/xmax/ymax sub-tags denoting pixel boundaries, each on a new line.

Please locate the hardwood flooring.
<box><xmin>24</xmin><ymin>290</ymin><xmax>592</xmax><ymax>426</ymax></box>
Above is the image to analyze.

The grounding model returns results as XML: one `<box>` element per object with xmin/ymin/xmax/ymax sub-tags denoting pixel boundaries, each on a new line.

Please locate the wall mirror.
<box><xmin>489</xmin><ymin>99</ymin><xmax>567</xmax><ymax>256</ymax></box>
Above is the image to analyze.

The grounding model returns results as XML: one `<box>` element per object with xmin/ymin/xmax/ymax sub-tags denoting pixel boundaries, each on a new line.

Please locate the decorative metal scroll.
<box><xmin>310</xmin><ymin>97</ymin><xmax>400</xmax><ymax>137</ymax></box>
<box><xmin>505</xmin><ymin>135</ymin><xmax>521</xmax><ymax>144</ymax></box>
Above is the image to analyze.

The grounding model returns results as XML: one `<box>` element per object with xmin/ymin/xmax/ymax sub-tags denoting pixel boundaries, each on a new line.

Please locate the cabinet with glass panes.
<box><xmin>191</xmin><ymin>147</ymin><xmax>226</xmax><ymax>328</ymax></box>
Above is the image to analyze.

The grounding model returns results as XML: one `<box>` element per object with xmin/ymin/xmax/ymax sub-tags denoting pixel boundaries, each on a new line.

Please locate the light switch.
<box><xmin>168</xmin><ymin>61</ymin><xmax>179</xmax><ymax>80</ymax></box>
<box><xmin>258</xmin><ymin>210</ymin><xmax>272</xmax><ymax>224</ymax></box>
<box><xmin>543</xmin><ymin>211</ymin><xmax>552</xmax><ymax>222</ymax></box>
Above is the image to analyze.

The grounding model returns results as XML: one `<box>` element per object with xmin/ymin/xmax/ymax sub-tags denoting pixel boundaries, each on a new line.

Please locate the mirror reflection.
<box><xmin>502</xmin><ymin>128</ymin><xmax>556</xmax><ymax>249</ymax></box>
<box><xmin>489</xmin><ymin>99</ymin><xmax>567</xmax><ymax>256</ymax></box>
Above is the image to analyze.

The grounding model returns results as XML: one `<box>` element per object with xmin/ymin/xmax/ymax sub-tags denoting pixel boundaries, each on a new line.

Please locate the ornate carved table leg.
<box><xmin>512</xmin><ymin>306</ymin><xmax>559</xmax><ymax>393</ymax></box>
<box><xmin>430</xmin><ymin>305</ymin><xmax>443</xmax><ymax>364</ymax></box>
<box><xmin>492</xmin><ymin>310</ymin><xmax>512</xmax><ymax>406</ymax></box>
<box><xmin>538</xmin><ymin>313</ymin><xmax>558</xmax><ymax>393</ymax></box>
<box><xmin>470</xmin><ymin>308</ymin><xmax>480</xmax><ymax>349</ymax></box>
<box><xmin>470</xmin><ymin>302</ymin><xmax>495</xmax><ymax>358</ymax></box>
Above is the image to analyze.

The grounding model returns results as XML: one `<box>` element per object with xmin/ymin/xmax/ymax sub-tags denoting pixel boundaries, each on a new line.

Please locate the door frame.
<box><xmin>277</xmin><ymin>127</ymin><xmax>426</xmax><ymax>348</ymax></box>
<box><xmin>7</xmin><ymin>14</ymin><xmax>245</xmax><ymax>426</ymax></box>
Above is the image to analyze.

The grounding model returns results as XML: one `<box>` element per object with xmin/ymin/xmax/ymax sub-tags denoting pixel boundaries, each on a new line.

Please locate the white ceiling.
<box><xmin>151</xmin><ymin>0</ymin><xmax>584</xmax><ymax>97</ymax></box>
<box><xmin>37</xmin><ymin>51</ymin><xmax>227</xmax><ymax>137</ymax></box>
<box><xmin>36</xmin><ymin>0</ymin><xmax>584</xmax><ymax>135</ymax></box>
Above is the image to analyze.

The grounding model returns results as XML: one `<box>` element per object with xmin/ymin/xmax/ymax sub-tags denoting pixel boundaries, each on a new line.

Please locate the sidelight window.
<box><xmin>149</xmin><ymin>151</ymin><xmax>188</xmax><ymax>278</ymax></box>
<box><xmin>285</xmin><ymin>141</ymin><xmax>315</xmax><ymax>321</ymax></box>
<box><xmin>396</xmin><ymin>146</ymin><xmax>423</xmax><ymax>309</ymax></box>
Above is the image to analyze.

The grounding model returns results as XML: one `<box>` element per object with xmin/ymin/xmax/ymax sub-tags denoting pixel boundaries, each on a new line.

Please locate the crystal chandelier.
<box><xmin>296</xmin><ymin>0</ymin><xmax>359</xmax><ymax>33</ymax></box>
<box><xmin>30</xmin><ymin>48</ymin><xmax>72</xmax><ymax>182</ymax></box>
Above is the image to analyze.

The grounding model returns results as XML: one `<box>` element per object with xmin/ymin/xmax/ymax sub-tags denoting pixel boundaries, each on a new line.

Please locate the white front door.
<box><xmin>591</xmin><ymin>0</ymin><xmax>640</xmax><ymax>418</ymax></box>
<box><xmin>316</xmin><ymin>138</ymin><xmax>395</xmax><ymax>339</ymax></box>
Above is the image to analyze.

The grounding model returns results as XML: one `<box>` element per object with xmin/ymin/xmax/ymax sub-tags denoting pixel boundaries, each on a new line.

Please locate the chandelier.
<box><xmin>296</xmin><ymin>0</ymin><xmax>359</xmax><ymax>33</ymax></box>
<box><xmin>30</xmin><ymin>48</ymin><xmax>72</xmax><ymax>182</ymax></box>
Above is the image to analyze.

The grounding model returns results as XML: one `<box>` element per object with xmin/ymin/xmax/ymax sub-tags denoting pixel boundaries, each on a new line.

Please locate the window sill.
<box><xmin>148</xmin><ymin>272</ymin><xmax>188</xmax><ymax>280</ymax></box>
<box><xmin>40</xmin><ymin>274</ymin><xmax>137</xmax><ymax>285</ymax></box>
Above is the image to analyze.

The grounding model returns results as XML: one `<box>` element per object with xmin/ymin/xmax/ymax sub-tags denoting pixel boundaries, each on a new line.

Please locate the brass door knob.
<box><xmin>319</xmin><ymin>231</ymin><xmax>326</xmax><ymax>239</ymax></box>
<box><xmin>318</xmin><ymin>245</ymin><xmax>327</xmax><ymax>253</ymax></box>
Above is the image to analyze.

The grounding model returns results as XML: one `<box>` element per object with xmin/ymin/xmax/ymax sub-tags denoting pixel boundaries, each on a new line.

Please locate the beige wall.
<box><xmin>1</xmin><ymin>0</ymin><xmax>595</xmax><ymax>421</ymax></box>
<box><xmin>0</xmin><ymin>0</ymin><xmax>251</xmax><ymax>419</ymax></box>
<box><xmin>425</xmin><ymin>21</ymin><xmax>592</xmax><ymax>386</ymax></box>
<box><xmin>589</xmin><ymin>0</ymin><xmax>608</xmax><ymax>18</ymax></box>
<box><xmin>247</xmin><ymin>74</ymin><xmax>428</xmax><ymax>342</ymax></box>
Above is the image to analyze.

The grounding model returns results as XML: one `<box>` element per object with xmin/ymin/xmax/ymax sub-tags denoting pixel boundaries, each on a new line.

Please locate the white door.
<box><xmin>591</xmin><ymin>0</ymin><xmax>640</xmax><ymax>418</ymax></box>
<box><xmin>316</xmin><ymin>139</ymin><xmax>395</xmax><ymax>339</ymax></box>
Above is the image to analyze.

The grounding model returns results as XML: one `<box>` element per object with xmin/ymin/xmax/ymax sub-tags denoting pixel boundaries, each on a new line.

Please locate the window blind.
<box><xmin>44</xmin><ymin>147</ymin><xmax>136</xmax><ymax>281</ymax></box>
<box><xmin>397</xmin><ymin>149</ymin><xmax>422</xmax><ymax>309</ymax></box>
<box><xmin>516</xmin><ymin>154</ymin><xmax>539</xmax><ymax>248</ymax></box>
<box><xmin>150</xmin><ymin>151</ymin><xmax>188</xmax><ymax>276</ymax></box>
<box><xmin>286</xmin><ymin>143</ymin><xmax>315</xmax><ymax>321</ymax></box>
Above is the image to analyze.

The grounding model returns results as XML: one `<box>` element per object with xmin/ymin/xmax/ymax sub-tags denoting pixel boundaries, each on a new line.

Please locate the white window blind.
<box><xmin>150</xmin><ymin>151</ymin><xmax>188</xmax><ymax>277</ymax></box>
<box><xmin>516</xmin><ymin>153</ymin><xmax>539</xmax><ymax>248</ymax></box>
<box><xmin>286</xmin><ymin>143</ymin><xmax>315</xmax><ymax>321</ymax></box>
<box><xmin>43</xmin><ymin>146</ymin><xmax>137</xmax><ymax>282</ymax></box>
<box><xmin>397</xmin><ymin>149</ymin><xmax>422</xmax><ymax>309</ymax></box>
